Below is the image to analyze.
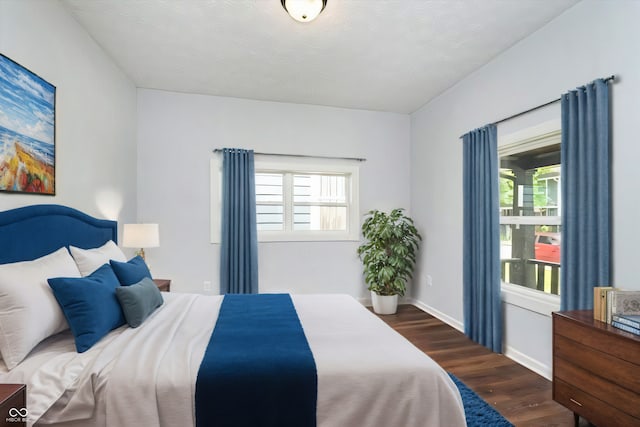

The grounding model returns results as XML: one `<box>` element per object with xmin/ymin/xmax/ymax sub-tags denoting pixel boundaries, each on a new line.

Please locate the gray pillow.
<box><xmin>115</xmin><ymin>277</ymin><xmax>164</xmax><ymax>328</ymax></box>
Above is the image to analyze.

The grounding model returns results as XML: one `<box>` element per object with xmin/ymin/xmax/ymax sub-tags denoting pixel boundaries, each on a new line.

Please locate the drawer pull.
<box><xmin>569</xmin><ymin>398</ymin><xmax>583</xmax><ymax>407</ymax></box>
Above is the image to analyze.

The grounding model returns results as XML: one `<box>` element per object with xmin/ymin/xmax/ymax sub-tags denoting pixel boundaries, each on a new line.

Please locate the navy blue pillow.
<box><xmin>110</xmin><ymin>256</ymin><xmax>152</xmax><ymax>286</ymax></box>
<box><xmin>48</xmin><ymin>264</ymin><xmax>126</xmax><ymax>353</ymax></box>
<box><xmin>116</xmin><ymin>277</ymin><xmax>164</xmax><ymax>328</ymax></box>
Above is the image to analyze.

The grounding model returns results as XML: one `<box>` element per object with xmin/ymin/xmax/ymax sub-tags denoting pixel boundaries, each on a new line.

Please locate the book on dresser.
<box><xmin>611</xmin><ymin>320</ymin><xmax>640</xmax><ymax>335</ymax></box>
<box><xmin>611</xmin><ymin>320</ymin><xmax>640</xmax><ymax>336</ymax></box>
<box><xmin>607</xmin><ymin>290</ymin><xmax>640</xmax><ymax>323</ymax></box>
<box><xmin>612</xmin><ymin>313</ymin><xmax>640</xmax><ymax>329</ymax></box>
<box><xmin>593</xmin><ymin>286</ymin><xmax>613</xmax><ymax>321</ymax></box>
<box><xmin>613</xmin><ymin>313</ymin><xmax>640</xmax><ymax>328</ymax></box>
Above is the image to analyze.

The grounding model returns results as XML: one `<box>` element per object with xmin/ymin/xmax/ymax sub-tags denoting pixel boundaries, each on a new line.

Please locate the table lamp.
<box><xmin>123</xmin><ymin>223</ymin><xmax>159</xmax><ymax>261</ymax></box>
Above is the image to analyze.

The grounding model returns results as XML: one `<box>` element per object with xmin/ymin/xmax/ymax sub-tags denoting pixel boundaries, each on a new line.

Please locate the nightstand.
<box><xmin>153</xmin><ymin>279</ymin><xmax>171</xmax><ymax>292</ymax></box>
<box><xmin>0</xmin><ymin>384</ymin><xmax>26</xmax><ymax>426</ymax></box>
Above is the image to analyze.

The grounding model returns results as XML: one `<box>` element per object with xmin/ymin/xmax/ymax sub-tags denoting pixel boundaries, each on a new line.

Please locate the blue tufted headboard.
<box><xmin>0</xmin><ymin>204</ymin><xmax>117</xmax><ymax>264</ymax></box>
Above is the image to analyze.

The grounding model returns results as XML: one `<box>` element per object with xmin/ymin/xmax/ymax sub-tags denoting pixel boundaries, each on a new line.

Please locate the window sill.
<box><xmin>501</xmin><ymin>282</ymin><xmax>560</xmax><ymax>317</ymax></box>
<box><xmin>257</xmin><ymin>231</ymin><xmax>359</xmax><ymax>243</ymax></box>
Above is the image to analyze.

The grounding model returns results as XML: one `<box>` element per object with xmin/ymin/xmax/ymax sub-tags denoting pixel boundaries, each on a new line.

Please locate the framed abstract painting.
<box><xmin>0</xmin><ymin>53</ymin><xmax>56</xmax><ymax>195</ymax></box>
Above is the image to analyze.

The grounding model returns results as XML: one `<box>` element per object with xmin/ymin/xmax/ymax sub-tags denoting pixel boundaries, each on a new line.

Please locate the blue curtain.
<box><xmin>463</xmin><ymin>124</ymin><xmax>502</xmax><ymax>353</ymax></box>
<box><xmin>560</xmin><ymin>79</ymin><xmax>611</xmax><ymax>311</ymax></box>
<box><xmin>220</xmin><ymin>148</ymin><xmax>259</xmax><ymax>294</ymax></box>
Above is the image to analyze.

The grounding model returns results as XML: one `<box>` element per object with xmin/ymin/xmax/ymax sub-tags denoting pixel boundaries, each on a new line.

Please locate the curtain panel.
<box><xmin>220</xmin><ymin>148</ymin><xmax>259</xmax><ymax>294</ymax></box>
<box><xmin>462</xmin><ymin>124</ymin><xmax>502</xmax><ymax>353</ymax></box>
<box><xmin>560</xmin><ymin>79</ymin><xmax>611</xmax><ymax>311</ymax></box>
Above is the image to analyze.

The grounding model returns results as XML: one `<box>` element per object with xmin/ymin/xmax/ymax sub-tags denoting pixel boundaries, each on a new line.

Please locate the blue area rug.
<box><xmin>449</xmin><ymin>374</ymin><xmax>514</xmax><ymax>427</ymax></box>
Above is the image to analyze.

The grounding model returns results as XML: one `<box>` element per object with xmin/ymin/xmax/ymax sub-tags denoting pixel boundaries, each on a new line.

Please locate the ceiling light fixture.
<box><xmin>281</xmin><ymin>0</ymin><xmax>327</xmax><ymax>23</ymax></box>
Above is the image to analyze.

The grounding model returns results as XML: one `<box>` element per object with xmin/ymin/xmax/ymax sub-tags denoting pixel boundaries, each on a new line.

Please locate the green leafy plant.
<box><xmin>357</xmin><ymin>209</ymin><xmax>422</xmax><ymax>296</ymax></box>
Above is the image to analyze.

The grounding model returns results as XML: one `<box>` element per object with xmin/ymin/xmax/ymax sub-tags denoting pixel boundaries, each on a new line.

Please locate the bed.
<box><xmin>0</xmin><ymin>204</ymin><xmax>466</xmax><ymax>427</ymax></box>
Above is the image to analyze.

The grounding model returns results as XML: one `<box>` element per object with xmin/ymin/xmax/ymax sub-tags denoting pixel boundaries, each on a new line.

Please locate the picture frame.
<box><xmin>0</xmin><ymin>53</ymin><xmax>56</xmax><ymax>195</ymax></box>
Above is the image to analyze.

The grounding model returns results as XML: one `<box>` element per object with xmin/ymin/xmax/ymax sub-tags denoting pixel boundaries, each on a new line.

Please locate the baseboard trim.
<box><xmin>503</xmin><ymin>345</ymin><xmax>552</xmax><ymax>380</ymax></box>
<box><xmin>406</xmin><ymin>298</ymin><xmax>552</xmax><ymax>380</ymax></box>
<box><xmin>406</xmin><ymin>298</ymin><xmax>464</xmax><ymax>332</ymax></box>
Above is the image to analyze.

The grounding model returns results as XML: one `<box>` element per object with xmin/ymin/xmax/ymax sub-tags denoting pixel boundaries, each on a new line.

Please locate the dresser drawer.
<box><xmin>554</xmin><ymin>314</ymin><xmax>638</xmax><ymax>363</ymax></box>
<box><xmin>555</xmin><ymin>333</ymin><xmax>640</xmax><ymax>394</ymax></box>
<box><xmin>554</xmin><ymin>357</ymin><xmax>640</xmax><ymax>418</ymax></box>
<box><xmin>554</xmin><ymin>378</ymin><xmax>640</xmax><ymax>427</ymax></box>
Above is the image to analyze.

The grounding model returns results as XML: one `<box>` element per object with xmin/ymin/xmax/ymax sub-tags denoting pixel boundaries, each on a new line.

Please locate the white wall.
<box><xmin>0</xmin><ymin>0</ymin><xmax>137</xmax><ymax>231</ymax></box>
<box><xmin>137</xmin><ymin>89</ymin><xmax>410</xmax><ymax>297</ymax></box>
<box><xmin>410</xmin><ymin>0</ymin><xmax>640</xmax><ymax>377</ymax></box>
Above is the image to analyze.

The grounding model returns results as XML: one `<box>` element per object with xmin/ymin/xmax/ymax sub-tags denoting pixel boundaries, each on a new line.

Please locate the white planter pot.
<box><xmin>371</xmin><ymin>291</ymin><xmax>398</xmax><ymax>315</ymax></box>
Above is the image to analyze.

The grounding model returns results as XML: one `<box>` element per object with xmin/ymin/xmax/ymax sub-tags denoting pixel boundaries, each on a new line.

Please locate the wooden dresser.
<box><xmin>553</xmin><ymin>310</ymin><xmax>640</xmax><ymax>427</ymax></box>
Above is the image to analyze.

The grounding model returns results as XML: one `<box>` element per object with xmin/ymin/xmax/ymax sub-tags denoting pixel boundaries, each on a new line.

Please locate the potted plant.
<box><xmin>357</xmin><ymin>208</ymin><xmax>422</xmax><ymax>315</ymax></box>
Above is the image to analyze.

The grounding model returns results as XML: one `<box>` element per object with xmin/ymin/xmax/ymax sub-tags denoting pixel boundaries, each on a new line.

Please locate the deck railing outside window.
<box><xmin>499</xmin><ymin>139</ymin><xmax>561</xmax><ymax>296</ymax></box>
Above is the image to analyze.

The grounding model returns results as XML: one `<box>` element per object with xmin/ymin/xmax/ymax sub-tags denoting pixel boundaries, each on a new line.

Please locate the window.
<box><xmin>256</xmin><ymin>172</ymin><xmax>349</xmax><ymax>232</ymax></box>
<box><xmin>211</xmin><ymin>156</ymin><xmax>360</xmax><ymax>242</ymax></box>
<box><xmin>499</xmin><ymin>126</ymin><xmax>561</xmax><ymax>299</ymax></box>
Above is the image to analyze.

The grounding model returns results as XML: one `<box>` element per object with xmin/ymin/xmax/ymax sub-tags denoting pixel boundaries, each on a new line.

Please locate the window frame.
<box><xmin>498</xmin><ymin>120</ymin><xmax>562</xmax><ymax>316</ymax></box>
<box><xmin>211</xmin><ymin>156</ymin><xmax>360</xmax><ymax>243</ymax></box>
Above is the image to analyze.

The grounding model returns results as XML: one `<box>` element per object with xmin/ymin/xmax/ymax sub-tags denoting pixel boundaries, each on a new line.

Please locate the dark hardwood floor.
<box><xmin>376</xmin><ymin>304</ymin><xmax>589</xmax><ymax>427</ymax></box>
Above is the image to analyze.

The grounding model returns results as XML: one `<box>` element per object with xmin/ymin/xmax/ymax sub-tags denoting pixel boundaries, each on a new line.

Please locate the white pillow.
<box><xmin>0</xmin><ymin>247</ymin><xmax>81</xmax><ymax>369</ymax></box>
<box><xmin>69</xmin><ymin>240</ymin><xmax>127</xmax><ymax>277</ymax></box>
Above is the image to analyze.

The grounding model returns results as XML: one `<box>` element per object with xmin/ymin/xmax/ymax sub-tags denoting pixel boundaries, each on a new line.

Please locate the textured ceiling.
<box><xmin>61</xmin><ymin>0</ymin><xmax>579</xmax><ymax>114</ymax></box>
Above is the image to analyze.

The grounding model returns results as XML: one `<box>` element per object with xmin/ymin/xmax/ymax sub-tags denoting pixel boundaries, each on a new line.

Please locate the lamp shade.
<box><xmin>123</xmin><ymin>224</ymin><xmax>160</xmax><ymax>248</ymax></box>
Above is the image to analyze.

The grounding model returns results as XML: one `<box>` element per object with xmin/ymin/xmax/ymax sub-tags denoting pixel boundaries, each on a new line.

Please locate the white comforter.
<box><xmin>1</xmin><ymin>293</ymin><xmax>466</xmax><ymax>427</ymax></box>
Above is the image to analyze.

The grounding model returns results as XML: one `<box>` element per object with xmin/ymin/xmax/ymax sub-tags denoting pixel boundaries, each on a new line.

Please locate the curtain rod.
<box><xmin>212</xmin><ymin>149</ymin><xmax>366</xmax><ymax>162</ymax></box>
<box><xmin>459</xmin><ymin>74</ymin><xmax>616</xmax><ymax>138</ymax></box>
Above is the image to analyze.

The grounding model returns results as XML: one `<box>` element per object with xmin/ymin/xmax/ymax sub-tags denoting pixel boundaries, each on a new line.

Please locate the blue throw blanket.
<box><xmin>195</xmin><ymin>294</ymin><xmax>317</xmax><ymax>427</ymax></box>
